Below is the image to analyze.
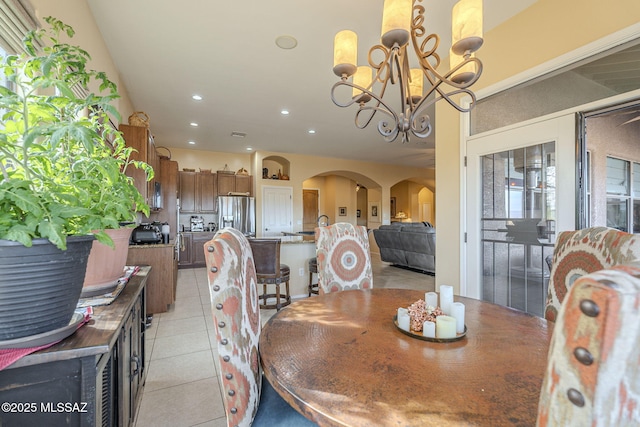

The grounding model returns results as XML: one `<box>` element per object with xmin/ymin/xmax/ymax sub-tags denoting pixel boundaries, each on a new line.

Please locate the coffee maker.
<box><xmin>190</xmin><ymin>216</ymin><xmax>204</xmax><ymax>232</ymax></box>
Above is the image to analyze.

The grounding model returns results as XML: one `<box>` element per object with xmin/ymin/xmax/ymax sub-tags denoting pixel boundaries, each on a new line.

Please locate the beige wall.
<box><xmin>29</xmin><ymin>0</ymin><xmax>134</xmax><ymax>122</ymax></box>
<box><xmin>436</xmin><ymin>0</ymin><xmax>640</xmax><ymax>293</ymax></box>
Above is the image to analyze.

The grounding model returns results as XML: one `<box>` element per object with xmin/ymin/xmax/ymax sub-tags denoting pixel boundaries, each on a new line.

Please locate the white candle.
<box><xmin>436</xmin><ymin>315</ymin><xmax>457</xmax><ymax>339</ymax></box>
<box><xmin>440</xmin><ymin>285</ymin><xmax>454</xmax><ymax>315</ymax></box>
<box><xmin>451</xmin><ymin>302</ymin><xmax>465</xmax><ymax>334</ymax></box>
<box><xmin>425</xmin><ymin>292</ymin><xmax>438</xmax><ymax>309</ymax></box>
<box><xmin>423</xmin><ymin>321</ymin><xmax>436</xmax><ymax>338</ymax></box>
<box><xmin>397</xmin><ymin>308</ymin><xmax>410</xmax><ymax>331</ymax></box>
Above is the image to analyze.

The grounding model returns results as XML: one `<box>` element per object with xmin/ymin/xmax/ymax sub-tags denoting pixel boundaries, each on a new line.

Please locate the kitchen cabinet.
<box><xmin>0</xmin><ymin>267</ymin><xmax>150</xmax><ymax>427</ymax></box>
<box><xmin>120</xmin><ymin>124</ymin><xmax>160</xmax><ymax>211</ymax></box>
<box><xmin>236</xmin><ymin>174</ymin><xmax>252</xmax><ymax>194</ymax></box>
<box><xmin>216</xmin><ymin>173</ymin><xmax>252</xmax><ymax>196</ymax></box>
<box><xmin>179</xmin><ymin>233</ymin><xmax>193</xmax><ymax>268</ymax></box>
<box><xmin>192</xmin><ymin>232</ymin><xmax>215</xmax><ymax>267</ymax></box>
<box><xmin>179</xmin><ymin>171</ymin><xmax>217</xmax><ymax>213</ymax></box>
<box><xmin>178</xmin><ymin>232</ymin><xmax>215</xmax><ymax>268</ymax></box>
<box><xmin>198</xmin><ymin>173</ymin><xmax>217</xmax><ymax>212</ymax></box>
<box><xmin>151</xmin><ymin>158</ymin><xmax>179</xmax><ymax>238</ymax></box>
<box><xmin>127</xmin><ymin>244</ymin><xmax>177</xmax><ymax>314</ymax></box>
<box><xmin>179</xmin><ymin>171</ymin><xmax>196</xmax><ymax>212</ymax></box>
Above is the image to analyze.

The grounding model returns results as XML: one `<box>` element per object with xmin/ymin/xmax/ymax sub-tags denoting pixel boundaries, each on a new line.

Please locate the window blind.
<box><xmin>0</xmin><ymin>0</ymin><xmax>38</xmax><ymax>53</ymax></box>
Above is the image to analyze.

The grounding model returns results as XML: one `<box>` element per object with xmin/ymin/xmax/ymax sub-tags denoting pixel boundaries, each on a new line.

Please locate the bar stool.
<box><xmin>308</xmin><ymin>257</ymin><xmax>319</xmax><ymax>296</ymax></box>
<box><xmin>249</xmin><ymin>239</ymin><xmax>291</xmax><ymax>310</ymax></box>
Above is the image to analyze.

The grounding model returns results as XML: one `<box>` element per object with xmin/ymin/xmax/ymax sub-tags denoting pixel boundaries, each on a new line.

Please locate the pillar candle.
<box><xmin>425</xmin><ymin>292</ymin><xmax>438</xmax><ymax>308</ymax></box>
<box><xmin>423</xmin><ymin>320</ymin><xmax>436</xmax><ymax>338</ymax></box>
<box><xmin>397</xmin><ymin>308</ymin><xmax>410</xmax><ymax>331</ymax></box>
<box><xmin>451</xmin><ymin>302</ymin><xmax>465</xmax><ymax>334</ymax></box>
<box><xmin>436</xmin><ymin>315</ymin><xmax>457</xmax><ymax>339</ymax></box>
<box><xmin>439</xmin><ymin>285</ymin><xmax>454</xmax><ymax>315</ymax></box>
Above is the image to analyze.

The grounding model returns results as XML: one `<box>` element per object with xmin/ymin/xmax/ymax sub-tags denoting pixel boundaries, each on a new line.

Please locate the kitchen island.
<box><xmin>127</xmin><ymin>242</ymin><xmax>177</xmax><ymax>314</ymax></box>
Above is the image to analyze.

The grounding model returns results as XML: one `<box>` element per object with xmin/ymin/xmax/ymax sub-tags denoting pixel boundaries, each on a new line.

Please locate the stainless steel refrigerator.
<box><xmin>218</xmin><ymin>196</ymin><xmax>256</xmax><ymax>237</ymax></box>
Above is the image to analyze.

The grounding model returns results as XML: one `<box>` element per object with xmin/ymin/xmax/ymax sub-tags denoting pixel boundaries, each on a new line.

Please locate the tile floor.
<box><xmin>134</xmin><ymin>252</ymin><xmax>435</xmax><ymax>427</ymax></box>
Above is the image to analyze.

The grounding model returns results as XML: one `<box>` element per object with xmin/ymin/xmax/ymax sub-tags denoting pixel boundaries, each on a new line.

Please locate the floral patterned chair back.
<box><xmin>544</xmin><ymin>227</ymin><xmax>640</xmax><ymax>322</ymax></box>
<box><xmin>537</xmin><ymin>262</ymin><xmax>640</xmax><ymax>426</ymax></box>
<box><xmin>204</xmin><ymin>227</ymin><xmax>261</xmax><ymax>427</ymax></box>
<box><xmin>315</xmin><ymin>222</ymin><xmax>373</xmax><ymax>293</ymax></box>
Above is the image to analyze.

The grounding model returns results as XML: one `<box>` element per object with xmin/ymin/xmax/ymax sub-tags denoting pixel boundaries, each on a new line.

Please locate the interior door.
<box><xmin>302</xmin><ymin>189</ymin><xmax>319</xmax><ymax>231</ymax></box>
<box><xmin>262</xmin><ymin>186</ymin><xmax>293</xmax><ymax>237</ymax></box>
<box><xmin>465</xmin><ymin>115</ymin><xmax>576</xmax><ymax>314</ymax></box>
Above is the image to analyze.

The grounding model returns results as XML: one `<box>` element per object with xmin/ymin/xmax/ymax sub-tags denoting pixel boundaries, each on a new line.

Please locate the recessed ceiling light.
<box><xmin>192</xmin><ymin>95</ymin><xmax>202</xmax><ymax>101</ymax></box>
<box><xmin>190</xmin><ymin>122</ymin><xmax>198</xmax><ymax>127</ymax></box>
<box><xmin>188</xmin><ymin>140</ymin><xmax>196</xmax><ymax>145</ymax></box>
<box><xmin>231</xmin><ymin>131</ymin><xmax>247</xmax><ymax>138</ymax></box>
<box><xmin>308</xmin><ymin>129</ymin><xmax>316</xmax><ymax>134</ymax></box>
<box><xmin>275</xmin><ymin>35</ymin><xmax>298</xmax><ymax>50</ymax></box>
<box><xmin>281</xmin><ymin>110</ymin><xmax>289</xmax><ymax>115</ymax></box>
<box><xmin>246</xmin><ymin>147</ymin><xmax>253</xmax><ymax>151</ymax></box>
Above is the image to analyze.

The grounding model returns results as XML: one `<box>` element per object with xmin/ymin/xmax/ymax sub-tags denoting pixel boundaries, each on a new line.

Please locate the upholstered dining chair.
<box><xmin>537</xmin><ymin>261</ymin><xmax>640</xmax><ymax>426</ymax></box>
<box><xmin>204</xmin><ymin>228</ymin><xmax>317</xmax><ymax>427</ymax></box>
<box><xmin>315</xmin><ymin>222</ymin><xmax>373</xmax><ymax>293</ymax></box>
<box><xmin>544</xmin><ymin>226</ymin><xmax>640</xmax><ymax>321</ymax></box>
<box><xmin>248</xmin><ymin>238</ymin><xmax>291</xmax><ymax>311</ymax></box>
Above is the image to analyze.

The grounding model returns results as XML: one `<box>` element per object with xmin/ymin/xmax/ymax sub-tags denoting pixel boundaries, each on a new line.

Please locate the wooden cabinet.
<box><xmin>216</xmin><ymin>173</ymin><xmax>252</xmax><ymax>196</ymax></box>
<box><xmin>179</xmin><ymin>171</ymin><xmax>196</xmax><ymax>212</ymax></box>
<box><xmin>0</xmin><ymin>267</ymin><xmax>150</xmax><ymax>427</ymax></box>
<box><xmin>151</xmin><ymin>158</ymin><xmax>179</xmax><ymax>238</ymax></box>
<box><xmin>192</xmin><ymin>233</ymin><xmax>214</xmax><ymax>267</ymax></box>
<box><xmin>198</xmin><ymin>173</ymin><xmax>216</xmax><ymax>212</ymax></box>
<box><xmin>127</xmin><ymin>244</ymin><xmax>177</xmax><ymax>314</ymax></box>
<box><xmin>120</xmin><ymin>124</ymin><xmax>160</xmax><ymax>211</ymax></box>
<box><xmin>178</xmin><ymin>232</ymin><xmax>215</xmax><ymax>268</ymax></box>
<box><xmin>179</xmin><ymin>171</ymin><xmax>217</xmax><ymax>213</ymax></box>
<box><xmin>236</xmin><ymin>174</ymin><xmax>252</xmax><ymax>194</ymax></box>
<box><xmin>216</xmin><ymin>173</ymin><xmax>236</xmax><ymax>196</ymax></box>
<box><xmin>179</xmin><ymin>233</ymin><xmax>193</xmax><ymax>268</ymax></box>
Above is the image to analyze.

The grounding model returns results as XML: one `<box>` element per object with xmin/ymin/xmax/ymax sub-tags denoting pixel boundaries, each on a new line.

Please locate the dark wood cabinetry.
<box><xmin>216</xmin><ymin>173</ymin><xmax>235</xmax><ymax>196</ymax></box>
<box><xmin>178</xmin><ymin>232</ymin><xmax>215</xmax><ymax>268</ymax></box>
<box><xmin>216</xmin><ymin>173</ymin><xmax>252</xmax><ymax>196</ymax></box>
<box><xmin>151</xmin><ymin>158</ymin><xmax>179</xmax><ymax>238</ymax></box>
<box><xmin>179</xmin><ymin>171</ymin><xmax>218</xmax><ymax>213</ymax></box>
<box><xmin>179</xmin><ymin>233</ymin><xmax>193</xmax><ymax>268</ymax></box>
<box><xmin>127</xmin><ymin>245</ymin><xmax>177</xmax><ymax>314</ymax></box>
<box><xmin>0</xmin><ymin>267</ymin><xmax>150</xmax><ymax>427</ymax></box>
<box><xmin>235</xmin><ymin>174</ymin><xmax>252</xmax><ymax>194</ymax></box>
<box><xmin>198</xmin><ymin>173</ymin><xmax>217</xmax><ymax>212</ymax></box>
<box><xmin>120</xmin><ymin>124</ymin><xmax>160</xmax><ymax>211</ymax></box>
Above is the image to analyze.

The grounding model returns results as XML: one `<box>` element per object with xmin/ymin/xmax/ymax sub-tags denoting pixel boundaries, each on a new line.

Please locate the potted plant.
<box><xmin>0</xmin><ymin>17</ymin><xmax>152</xmax><ymax>341</ymax></box>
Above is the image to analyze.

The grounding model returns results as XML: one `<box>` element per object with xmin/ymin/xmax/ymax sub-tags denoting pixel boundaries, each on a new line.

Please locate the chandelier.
<box><xmin>331</xmin><ymin>0</ymin><xmax>483</xmax><ymax>143</ymax></box>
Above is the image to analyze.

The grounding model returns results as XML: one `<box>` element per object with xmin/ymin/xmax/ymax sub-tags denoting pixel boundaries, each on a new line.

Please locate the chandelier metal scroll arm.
<box><xmin>330</xmin><ymin>78</ymin><xmax>403</xmax><ymax>141</ymax></box>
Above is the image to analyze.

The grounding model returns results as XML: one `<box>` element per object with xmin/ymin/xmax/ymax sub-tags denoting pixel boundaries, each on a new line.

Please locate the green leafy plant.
<box><xmin>0</xmin><ymin>17</ymin><xmax>152</xmax><ymax>250</ymax></box>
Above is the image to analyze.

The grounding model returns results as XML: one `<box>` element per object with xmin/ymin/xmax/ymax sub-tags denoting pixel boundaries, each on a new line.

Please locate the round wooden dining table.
<box><xmin>259</xmin><ymin>288</ymin><xmax>553</xmax><ymax>427</ymax></box>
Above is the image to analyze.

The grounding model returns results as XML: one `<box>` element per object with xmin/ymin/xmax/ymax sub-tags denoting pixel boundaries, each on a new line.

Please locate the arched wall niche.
<box><xmin>262</xmin><ymin>155</ymin><xmax>290</xmax><ymax>180</ymax></box>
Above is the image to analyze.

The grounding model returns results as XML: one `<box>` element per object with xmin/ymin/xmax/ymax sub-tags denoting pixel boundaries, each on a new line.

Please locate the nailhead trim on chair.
<box><xmin>206</xmin><ymin>228</ymin><xmax>263</xmax><ymax>427</ymax></box>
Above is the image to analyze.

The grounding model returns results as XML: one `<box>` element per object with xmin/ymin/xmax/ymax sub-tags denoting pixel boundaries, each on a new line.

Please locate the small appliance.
<box><xmin>131</xmin><ymin>223</ymin><xmax>162</xmax><ymax>244</ymax></box>
<box><xmin>190</xmin><ymin>216</ymin><xmax>204</xmax><ymax>232</ymax></box>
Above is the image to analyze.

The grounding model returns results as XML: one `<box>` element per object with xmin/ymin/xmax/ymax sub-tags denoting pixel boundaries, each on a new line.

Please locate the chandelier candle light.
<box><xmin>331</xmin><ymin>0</ymin><xmax>483</xmax><ymax>143</ymax></box>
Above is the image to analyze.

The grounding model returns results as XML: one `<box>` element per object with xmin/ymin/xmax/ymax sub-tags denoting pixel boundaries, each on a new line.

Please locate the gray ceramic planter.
<box><xmin>0</xmin><ymin>235</ymin><xmax>94</xmax><ymax>341</ymax></box>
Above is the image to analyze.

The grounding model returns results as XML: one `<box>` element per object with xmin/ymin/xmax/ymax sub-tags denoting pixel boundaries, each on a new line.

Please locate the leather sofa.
<box><xmin>372</xmin><ymin>222</ymin><xmax>435</xmax><ymax>274</ymax></box>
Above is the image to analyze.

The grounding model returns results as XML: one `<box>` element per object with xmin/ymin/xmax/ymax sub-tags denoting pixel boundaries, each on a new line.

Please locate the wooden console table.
<box><xmin>0</xmin><ymin>266</ymin><xmax>150</xmax><ymax>427</ymax></box>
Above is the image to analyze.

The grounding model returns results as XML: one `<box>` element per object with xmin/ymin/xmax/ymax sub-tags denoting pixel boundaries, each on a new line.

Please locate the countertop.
<box><xmin>129</xmin><ymin>240</ymin><xmax>176</xmax><ymax>249</ymax></box>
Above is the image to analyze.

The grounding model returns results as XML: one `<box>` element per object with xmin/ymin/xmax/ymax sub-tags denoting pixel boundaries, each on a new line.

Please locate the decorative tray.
<box><xmin>393</xmin><ymin>315</ymin><xmax>467</xmax><ymax>343</ymax></box>
<box><xmin>0</xmin><ymin>311</ymin><xmax>86</xmax><ymax>349</ymax></box>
